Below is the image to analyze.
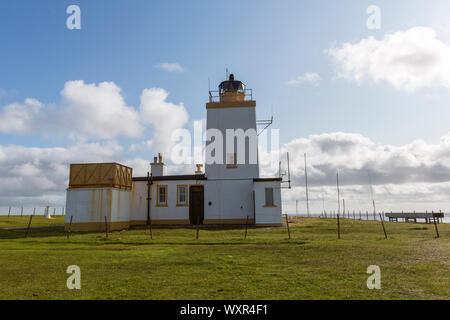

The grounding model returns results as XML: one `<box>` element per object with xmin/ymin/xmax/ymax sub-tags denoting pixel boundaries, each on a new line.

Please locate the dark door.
<box><xmin>189</xmin><ymin>185</ymin><xmax>204</xmax><ymax>224</ymax></box>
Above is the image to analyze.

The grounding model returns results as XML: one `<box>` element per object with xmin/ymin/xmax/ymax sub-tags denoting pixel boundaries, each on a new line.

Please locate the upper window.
<box><xmin>157</xmin><ymin>185</ymin><xmax>168</xmax><ymax>206</ymax></box>
<box><xmin>226</xmin><ymin>152</ymin><xmax>237</xmax><ymax>168</ymax></box>
<box><xmin>177</xmin><ymin>185</ymin><xmax>188</xmax><ymax>206</ymax></box>
<box><xmin>265</xmin><ymin>188</ymin><xmax>274</xmax><ymax>206</ymax></box>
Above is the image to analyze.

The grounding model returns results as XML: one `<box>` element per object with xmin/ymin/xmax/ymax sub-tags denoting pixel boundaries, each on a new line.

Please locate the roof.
<box><xmin>253</xmin><ymin>177</ymin><xmax>283</xmax><ymax>182</ymax></box>
<box><xmin>133</xmin><ymin>174</ymin><xmax>207</xmax><ymax>182</ymax></box>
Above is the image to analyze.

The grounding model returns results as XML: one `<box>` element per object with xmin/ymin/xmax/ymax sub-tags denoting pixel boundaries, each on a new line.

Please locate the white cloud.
<box><xmin>155</xmin><ymin>62</ymin><xmax>185</xmax><ymax>73</ymax></box>
<box><xmin>0</xmin><ymin>98</ymin><xmax>43</xmax><ymax>134</ymax></box>
<box><xmin>287</xmin><ymin>72</ymin><xmax>321</xmax><ymax>86</ymax></box>
<box><xmin>139</xmin><ymin>88</ymin><xmax>189</xmax><ymax>159</ymax></box>
<box><xmin>59</xmin><ymin>81</ymin><xmax>144</xmax><ymax>139</ymax></box>
<box><xmin>0</xmin><ymin>81</ymin><xmax>144</xmax><ymax>139</ymax></box>
<box><xmin>260</xmin><ymin>131</ymin><xmax>450</xmax><ymax>213</ymax></box>
<box><xmin>327</xmin><ymin>27</ymin><xmax>450</xmax><ymax>93</ymax></box>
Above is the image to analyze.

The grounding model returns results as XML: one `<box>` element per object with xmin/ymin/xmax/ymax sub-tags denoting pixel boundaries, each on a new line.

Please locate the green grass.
<box><xmin>0</xmin><ymin>216</ymin><xmax>448</xmax><ymax>300</ymax></box>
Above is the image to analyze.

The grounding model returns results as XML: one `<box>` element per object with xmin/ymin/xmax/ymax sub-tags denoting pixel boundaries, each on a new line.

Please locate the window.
<box><xmin>157</xmin><ymin>185</ymin><xmax>168</xmax><ymax>207</ymax></box>
<box><xmin>177</xmin><ymin>185</ymin><xmax>188</xmax><ymax>206</ymax></box>
<box><xmin>226</xmin><ymin>152</ymin><xmax>237</xmax><ymax>168</ymax></box>
<box><xmin>264</xmin><ymin>188</ymin><xmax>275</xmax><ymax>207</ymax></box>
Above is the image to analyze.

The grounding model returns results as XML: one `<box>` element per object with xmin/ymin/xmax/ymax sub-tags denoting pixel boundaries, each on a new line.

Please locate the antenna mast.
<box><xmin>304</xmin><ymin>153</ymin><xmax>310</xmax><ymax>217</ymax></box>
<box><xmin>336</xmin><ymin>171</ymin><xmax>341</xmax><ymax>215</ymax></box>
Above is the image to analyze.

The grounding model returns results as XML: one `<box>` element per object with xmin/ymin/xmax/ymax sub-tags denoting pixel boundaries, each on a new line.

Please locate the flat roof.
<box><xmin>253</xmin><ymin>178</ymin><xmax>283</xmax><ymax>182</ymax></box>
<box><xmin>133</xmin><ymin>174</ymin><xmax>207</xmax><ymax>182</ymax></box>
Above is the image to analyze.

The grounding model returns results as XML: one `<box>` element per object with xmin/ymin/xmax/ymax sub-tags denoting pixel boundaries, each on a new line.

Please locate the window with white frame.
<box><xmin>157</xmin><ymin>185</ymin><xmax>168</xmax><ymax>206</ymax></box>
<box><xmin>265</xmin><ymin>188</ymin><xmax>274</xmax><ymax>206</ymax></box>
<box><xmin>177</xmin><ymin>185</ymin><xmax>188</xmax><ymax>206</ymax></box>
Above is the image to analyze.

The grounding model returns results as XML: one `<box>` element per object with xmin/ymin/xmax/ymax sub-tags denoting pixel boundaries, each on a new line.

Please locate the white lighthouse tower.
<box><xmin>205</xmin><ymin>74</ymin><xmax>259</xmax><ymax>179</ymax></box>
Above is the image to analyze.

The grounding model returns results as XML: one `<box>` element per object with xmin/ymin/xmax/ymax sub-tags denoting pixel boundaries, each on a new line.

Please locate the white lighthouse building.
<box><xmin>65</xmin><ymin>74</ymin><xmax>283</xmax><ymax>231</ymax></box>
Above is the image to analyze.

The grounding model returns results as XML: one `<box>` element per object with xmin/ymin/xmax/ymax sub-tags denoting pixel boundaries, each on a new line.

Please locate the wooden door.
<box><xmin>189</xmin><ymin>185</ymin><xmax>204</xmax><ymax>225</ymax></box>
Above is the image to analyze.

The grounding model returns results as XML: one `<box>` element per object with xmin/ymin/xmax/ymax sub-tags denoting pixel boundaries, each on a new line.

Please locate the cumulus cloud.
<box><xmin>0</xmin><ymin>81</ymin><xmax>144</xmax><ymax>139</ymax></box>
<box><xmin>327</xmin><ymin>27</ymin><xmax>450</xmax><ymax>92</ymax></box>
<box><xmin>0</xmin><ymin>98</ymin><xmax>43</xmax><ymax>134</ymax></box>
<box><xmin>155</xmin><ymin>62</ymin><xmax>185</xmax><ymax>73</ymax></box>
<box><xmin>139</xmin><ymin>88</ymin><xmax>189</xmax><ymax>158</ymax></box>
<box><xmin>59</xmin><ymin>81</ymin><xmax>144</xmax><ymax>139</ymax></box>
<box><xmin>0</xmin><ymin>141</ymin><xmax>130</xmax><ymax>206</ymax></box>
<box><xmin>261</xmin><ymin>132</ymin><xmax>450</xmax><ymax>213</ymax></box>
<box><xmin>286</xmin><ymin>72</ymin><xmax>321</xmax><ymax>86</ymax></box>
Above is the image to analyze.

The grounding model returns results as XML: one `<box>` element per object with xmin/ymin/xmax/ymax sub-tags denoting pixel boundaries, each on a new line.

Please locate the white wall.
<box><xmin>254</xmin><ymin>181</ymin><xmax>282</xmax><ymax>225</ymax></box>
<box><xmin>65</xmin><ymin>188</ymin><xmax>131</xmax><ymax>224</ymax></box>
<box><xmin>204</xmin><ymin>179</ymin><xmax>254</xmax><ymax>222</ymax></box>
<box><xmin>205</xmin><ymin>106</ymin><xmax>259</xmax><ymax>180</ymax></box>
<box><xmin>130</xmin><ymin>180</ymin><xmax>197</xmax><ymax>223</ymax></box>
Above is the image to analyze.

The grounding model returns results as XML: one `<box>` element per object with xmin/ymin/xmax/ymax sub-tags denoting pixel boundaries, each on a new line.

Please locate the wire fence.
<box><xmin>0</xmin><ymin>206</ymin><xmax>65</xmax><ymax>216</ymax></box>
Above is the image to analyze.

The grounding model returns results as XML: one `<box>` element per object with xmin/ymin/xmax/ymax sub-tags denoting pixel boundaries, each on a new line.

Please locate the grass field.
<box><xmin>0</xmin><ymin>215</ymin><xmax>448</xmax><ymax>300</ymax></box>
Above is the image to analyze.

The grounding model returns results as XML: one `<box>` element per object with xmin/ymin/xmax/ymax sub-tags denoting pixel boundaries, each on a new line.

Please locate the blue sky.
<box><xmin>1</xmin><ymin>0</ymin><xmax>450</xmax><ymax>211</ymax></box>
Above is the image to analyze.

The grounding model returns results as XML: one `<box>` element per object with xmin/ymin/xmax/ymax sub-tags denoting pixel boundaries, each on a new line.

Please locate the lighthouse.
<box><xmin>205</xmin><ymin>74</ymin><xmax>259</xmax><ymax>180</ymax></box>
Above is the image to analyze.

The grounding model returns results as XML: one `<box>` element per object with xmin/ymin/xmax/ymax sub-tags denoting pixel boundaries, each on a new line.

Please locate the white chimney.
<box><xmin>151</xmin><ymin>153</ymin><xmax>165</xmax><ymax>176</ymax></box>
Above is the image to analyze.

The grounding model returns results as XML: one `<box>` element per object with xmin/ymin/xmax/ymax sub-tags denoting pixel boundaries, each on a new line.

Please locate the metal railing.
<box><xmin>208</xmin><ymin>88</ymin><xmax>253</xmax><ymax>103</ymax></box>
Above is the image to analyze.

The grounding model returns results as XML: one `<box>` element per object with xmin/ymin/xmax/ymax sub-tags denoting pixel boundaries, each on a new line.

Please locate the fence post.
<box><xmin>285</xmin><ymin>214</ymin><xmax>291</xmax><ymax>240</ymax></box>
<box><xmin>104</xmin><ymin>216</ymin><xmax>108</xmax><ymax>238</ymax></box>
<box><xmin>196</xmin><ymin>216</ymin><xmax>200</xmax><ymax>240</ymax></box>
<box><xmin>33</xmin><ymin>208</ymin><xmax>36</xmax><ymax>216</ymax></box>
<box><xmin>67</xmin><ymin>216</ymin><xmax>73</xmax><ymax>239</ymax></box>
<box><xmin>337</xmin><ymin>214</ymin><xmax>341</xmax><ymax>239</ymax></box>
<box><xmin>244</xmin><ymin>216</ymin><xmax>249</xmax><ymax>239</ymax></box>
<box><xmin>25</xmin><ymin>215</ymin><xmax>33</xmax><ymax>238</ymax></box>
<box><xmin>21</xmin><ymin>207</ymin><xmax>23</xmax><ymax>216</ymax></box>
<box><xmin>432</xmin><ymin>211</ymin><xmax>439</xmax><ymax>238</ymax></box>
<box><xmin>8</xmin><ymin>207</ymin><xmax>11</xmax><ymax>218</ymax></box>
<box><xmin>379</xmin><ymin>213</ymin><xmax>387</xmax><ymax>239</ymax></box>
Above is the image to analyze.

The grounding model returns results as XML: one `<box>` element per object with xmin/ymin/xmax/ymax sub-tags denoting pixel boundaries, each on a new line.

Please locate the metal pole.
<box><xmin>304</xmin><ymin>153</ymin><xmax>310</xmax><ymax>217</ymax></box>
<box><xmin>336</xmin><ymin>172</ymin><xmax>341</xmax><ymax>215</ymax></box>
<box><xmin>147</xmin><ymin>172</ymin><xmax>153</xmax><ymax>240</ymax></box>
<box><xmin>337</xmin><ymin>214</ymin><xmax>341</xmax><ymax>239</ymax></box>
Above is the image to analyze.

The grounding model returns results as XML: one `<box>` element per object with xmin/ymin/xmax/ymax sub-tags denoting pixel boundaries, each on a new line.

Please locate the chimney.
<box><xmin>151</xmin><ymin>153</ymin><xmax>165</xmax><ymax>177</ymax></box>
<box><xmin>195</xmin><ymin>164</ymin><xmax>203</xmax><ymax>174</ymax></box>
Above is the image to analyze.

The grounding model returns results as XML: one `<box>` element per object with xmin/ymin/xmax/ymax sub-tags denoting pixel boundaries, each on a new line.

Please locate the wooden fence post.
<box><xmin>285</xmin><ymin>214</ymin><xmax>291</xmax><ymax>240</ymax></box>
<box><xmin>33</xmin><ymin>208</ymin><xmax>36</xmax><ymax>215</ymax></box>
<box><xmin>379</xmin><ymin>213</ymin><xmax>387</xmax><ymax>239</ymax></box>
<box><xmin>21</xmin><ymin>207</ymin><xmax>23</xmax><ymax>216</ymax></box>
<box><xmin>25</xmin><ymin>215</ymin><xmax>33</xmax><ymax>238</ymax></box>
<box><xmin>359</xmin><ymin>211</ymin><xmax>362</xmax><ymax>220</ymax></box>
<box><xmin>366</xmin><ymin>211</ymin><xmax>369</xmax><ymax>220</ymax></box>
<box><xmin>67</xmin><ymin>216</ymin><xmax>73</xmax><ymax>239</ymax></box>
<box><xmin>337</xmin><ymin>214</ymin><xmax>341</xmax><ymax>239</ymax></box>
<box><xmin>196</xmin><ymin>216</ymin><xmax>200</xmax><ymax>240</ymax></box>
<box><xmin>104</xmin><ymin>216</ymin><xmax>108</xmax><ymax>238</ymax></box>
<box><xmin>432</xmin><ymin>211</ymin><xmax>439</xmax><ymax>238</ymax></box>
<box><xmin>8</xmin><ymin>207</ymin><xmax>11</xmax><ymax>218</ymax></box>
<box><xmin>244</xmin><ymin>216</ymin><xmax>249</xmax><ymax>239</ymax></box>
